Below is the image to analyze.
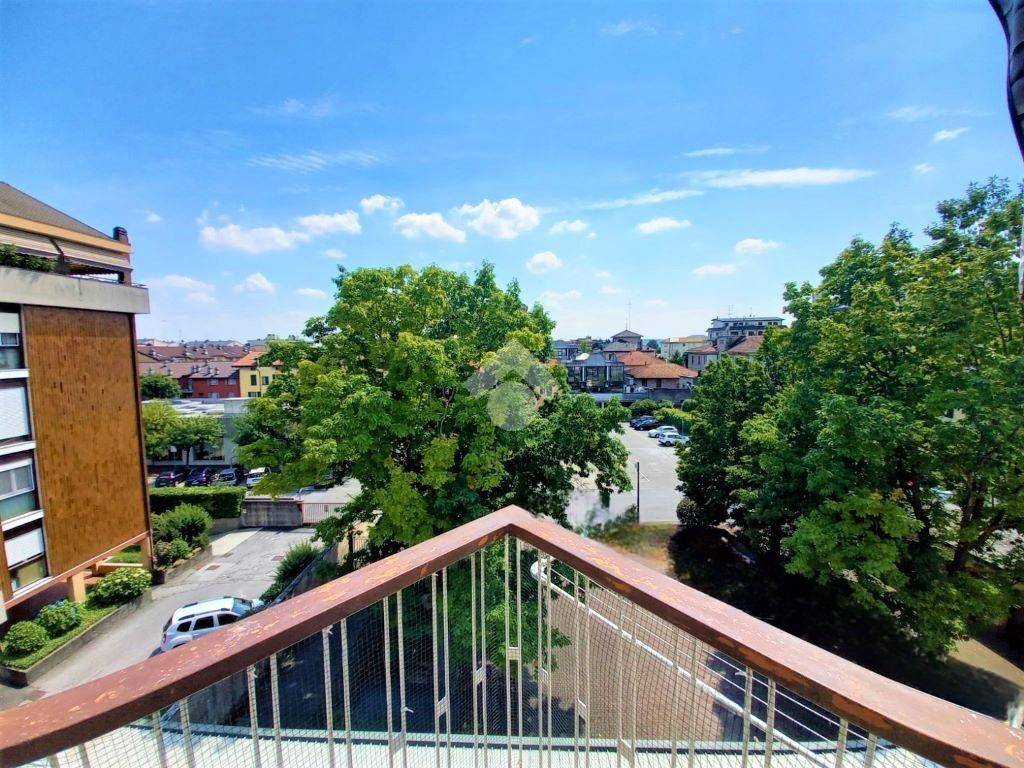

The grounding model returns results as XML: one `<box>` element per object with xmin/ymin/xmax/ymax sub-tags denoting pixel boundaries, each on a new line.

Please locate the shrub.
<box><xmin>155</xmin><ymin>538</ymin><xmax>193</xmax><ymax>568</ymax></box>
<box><xmin>3</xmin><ymin>621</ymin><xmax>48</xmax><ymax>656</ymax></box>
<box><xmin>150</xmin><ymin>486</ymin><xmax>245</xmax><ymax>519</ymax></box>
<box><xmin>313</xmin><ymin>559</ymin><xmax>342</xmax><ymax>584</ymax></box>
<box><xmin>273</xmin><ymin>541</ymin><xmax>320</xmax><ymax>588</ymax></box>
<box><xmin>629</xmin><ymin>399</ymin><xmax>660</xmax><ymax>418</ymax></box>
<box><xmin>92</xmin><ymin>568</ymin><xmax>152</xmax><ymax>606</ymax></box>
<box><xmin>260</xmin><ymin>582</ymin><xmax>283</xmax><ymax>602</ymax></box>
<box><xmin>153</xmin><ymin>504</ymin><xmax>212</xmax><ymax>547</ymax></box>
<box><xmin>653</xmin><ymin>407</ymin><xmax>689</xmax><ymax>434</ymax></box>
<box><xmin>0</xmin><ymin>243</ymin><xmax>54</xmax><ymax>274</ymax></box>
<box><xmin>36</xmin><ymin>601</ymin><xmax>82</xmax><ymax>638</ymax></box>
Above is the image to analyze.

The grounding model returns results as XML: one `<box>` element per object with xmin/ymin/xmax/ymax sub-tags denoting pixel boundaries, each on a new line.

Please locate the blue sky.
<box><xmin>2</xmin><ymin>1</ymin><xmax>1020</xmax><ymax>341</ymax></box>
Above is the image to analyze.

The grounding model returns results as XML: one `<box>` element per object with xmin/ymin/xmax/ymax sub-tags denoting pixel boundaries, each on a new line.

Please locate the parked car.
<box><xmin>161</xmin><ymin>596</ymin><xmax>264</xmax><ymax>653</ymax></box>
<box><xmin>212</xmin><ymin>467</ymin><xmax>241</xmax><ymax>485</ymax></box>
<box><xmin>631</xmin><ymin>416</ymin><xmax>659</xmax><ymax>430</ymax></box>
<box><xmin>659</xmin><ymin>433</ymin><xmax>688</xmax><ymax>446</ymax></box>
<box><xmin>185</xmin><ymin>467</ymin><xmax>214</xmax><ymax>486</ymax></box>
<box><xmin>649</xmin><ymin>426</ymin><xmax>680</xmax><ymax>439</ymax></box>
<box><xmin>154</xmin><ymin>470</ymin><xmax>185</xmax><ymax>487</ymax></box>
<box><xmin>245</xmin><ymin>467</ymin><xmax>268</xmax><ymax>489</ymax></box>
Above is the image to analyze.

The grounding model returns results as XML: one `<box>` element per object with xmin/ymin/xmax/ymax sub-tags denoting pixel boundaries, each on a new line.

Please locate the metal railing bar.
<box><xmin>3</xmin><ymin>507</ymin><xmax>1023</xmax><ymax>768</ymax></box>
<box><xmin>383</xmin><ymin>595</ymin><xmax>395</xmax><ymax>768</ymax></box>
<box><xmin>178</xmin><ymin>698</ymin><xmax>196</xmax><ymax>768</ymax></box>
<box><xmin>504</xmin><ymin>539</ymin><xmax>513</xmax><ymax>768</ymax></box>
<box><xmin>765</xmin><ymin>680</ymin><xmax>777</xmax><ymax>768</ymax></box>
<box><xmin>341</xmin><ymin>618</ymin><xmax>354</xmax><ymax>768</ymax></box>
<box><xmin>246</xmin><ymin>666</ymin><xmax>263</xmax><ymax>768</ymax></box>
<box><xmin>269</xmin><ymin>653</ymin><xmax>283</xmax><ymax>768</ymax></box>
<box><xmin>150</xmin><ymin>711</ymin><xmax>169</xmax><ymax>768</ymax></box>
<box><xmin>322</xmin><ymin>628</ymin><xmax>337</xmax><ymax>768</ymax></box>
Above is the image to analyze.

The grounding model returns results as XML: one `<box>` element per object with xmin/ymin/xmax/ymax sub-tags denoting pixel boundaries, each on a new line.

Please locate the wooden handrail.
<box><xmin>0</xmin><ymin>505</ymin><xmax>1021</xmax><ymax>768</ymax></box>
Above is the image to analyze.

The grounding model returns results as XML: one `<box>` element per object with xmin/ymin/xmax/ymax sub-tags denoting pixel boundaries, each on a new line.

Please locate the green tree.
<box><xmin>239</xmin><ymin>263</ymin><xmax>630</xmax><ymax>545</ymax></box>
<box><xmin>142</xmin><ymin>401</ymin><xmax>223</xmax><ymax>466</ymax></box>
<box><xmin>669</xmin><ymin>351</ymin><xmax>686</xmax><ymax>365</ymax></box>
<box><xmin>677</xmin><ymin>180</ymin><xmax>1024</xmax><ymax>656</ymax></box>
<box><xmin>239</xmin><ymin>263</ymin><xmax>627</xmax><ymax>668</ymax></box>
<box><xmin>139</xmin><ymin>372</ymin><xmax>182</xmax><ymax>400</ymax></box>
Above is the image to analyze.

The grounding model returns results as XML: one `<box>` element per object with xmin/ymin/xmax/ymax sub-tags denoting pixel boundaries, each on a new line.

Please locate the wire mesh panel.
<box><xmin>19</xmin><ymin>532</ymin><xmax>951</xmax><ymax>768</ymax></box>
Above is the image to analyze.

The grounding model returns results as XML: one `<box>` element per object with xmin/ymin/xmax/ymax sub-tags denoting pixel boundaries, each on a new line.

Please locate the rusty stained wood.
<box><xmin>0</xmin><ymin>506</ymin><xmax>1023</xmax><ymax>768</ymax></box>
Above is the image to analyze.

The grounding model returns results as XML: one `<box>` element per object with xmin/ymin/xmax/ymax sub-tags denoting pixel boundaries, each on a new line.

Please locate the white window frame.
<box><xmin>0</xmin><ymin>456</ymin><xmax>42</xmax><ymax>530</ymax></box>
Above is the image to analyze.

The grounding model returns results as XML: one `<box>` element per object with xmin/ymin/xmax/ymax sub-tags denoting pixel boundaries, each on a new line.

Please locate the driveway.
<box><xmin>566</xmin><ymin>425</ymin><xmax>683</xmax><ymax>526</ymax></box>
<box><xmin>0</xmin><ymin>527</ymin><xmax>313</xmax><ymax>709</ymax></box>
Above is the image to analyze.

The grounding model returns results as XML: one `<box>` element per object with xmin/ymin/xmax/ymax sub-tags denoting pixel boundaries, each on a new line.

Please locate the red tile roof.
<box><xmin>614</xmin><ymin>350</ymin><xmax>660</xmax><ymax>366</ymax></box>
<box><xmin>724</xmin><ymin>335</ymin><xmax>765</xmax><ymax>356</ymax></box>
<box><xmin>623</xmin><ymin>358</ymin><xmax>698</xmax><ymax>379</ymax></box>
<box><xmin>688</xmin><ymin>343</ymin><xmax>718</xmax><ymax>354</ymax></box>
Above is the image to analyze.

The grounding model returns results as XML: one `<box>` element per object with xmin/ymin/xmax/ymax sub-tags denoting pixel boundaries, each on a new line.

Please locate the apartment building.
<box><xmin>233</xmin><ymin>348</ymin><xmax>280</xmax><ymax>397</ymax></box>
<box><xmin>707</xmin><ymin>316</ymin><xmax>784</xmax><ymax>349</ymax></box>
<box><xmin>0</xmin><ymin>182</ymin><xmax>150</xmax><ymax>620</ymax></box>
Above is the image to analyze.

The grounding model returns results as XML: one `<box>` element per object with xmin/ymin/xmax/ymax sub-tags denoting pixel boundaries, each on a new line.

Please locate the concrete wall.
<box><xmin>240</xmin><ymin>497</ymin><xmax>302</xmax><ymax>528</ymax></box>
<box><xmin>0</xmin><ymin>267</ymin><xmax>149</xmax><ymax>314</ymax></box>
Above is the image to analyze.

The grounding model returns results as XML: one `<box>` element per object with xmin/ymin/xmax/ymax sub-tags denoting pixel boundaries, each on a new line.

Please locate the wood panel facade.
<box><xmin>21</xmin><ymin>306</ymin><xmax>148</xmax><ymax>576</ymax></box>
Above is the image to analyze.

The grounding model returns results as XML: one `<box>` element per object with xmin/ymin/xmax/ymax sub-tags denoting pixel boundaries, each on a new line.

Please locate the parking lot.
<box><xmin>566</xmin><ymin>424</ymin><xmax>684</xmax><ymax>526</ymax></box>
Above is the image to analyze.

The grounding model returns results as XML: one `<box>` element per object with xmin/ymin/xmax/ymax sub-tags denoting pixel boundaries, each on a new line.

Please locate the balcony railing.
<box><xmin>0</xmin><ymin>506</ymin><xmax>1021</xmax><ymax>768</ymax></box>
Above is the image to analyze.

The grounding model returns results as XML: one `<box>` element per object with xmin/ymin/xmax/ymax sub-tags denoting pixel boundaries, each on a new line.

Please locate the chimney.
<box><xmin>112</xmin><ymin>226</ymin><xmax>130</xmax><ymax>244</ymax></box>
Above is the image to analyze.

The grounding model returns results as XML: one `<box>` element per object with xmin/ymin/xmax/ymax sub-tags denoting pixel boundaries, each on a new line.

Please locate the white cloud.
<box><xmin>594</xmin><ymin>270</ymin><xmax>612</xmax><ymax>279</ymax></box>
<box><xmin>360</xmin><ymin>194</ymin><xmax>404</xmax><ymax>215</ymax></box>
<box><xmin>549</xmin><ymin>219</ymin><xmax>590</xmax><ymax>234</ymax></box>
<box><xmin>600</xmin><ymin>285</ymin><xmax>625</xmax><ymax>295</ymax></box>
<box><xmin>913</xmin><ymin>163</ymin><xmax>935</xmax><ymax>175</ymax></box>
<box><xmin>248</xmin><ymin>149</ymin><xmax>383</xmax><ymax>173</ymax></box>
<box><xmin>636</xmin><ymin>217</ymin><xmax>691</xmax><ymax>235</ymax></box>
<box><xmin>683</xmin><ymin>145</ymin><xmax>768</xmax><ymax>158</ymax></box>
<box><xmin>252</xmin><ymin>95</ymin><xmax>338</xmax><ymax>119</ymax></box>
<box><xmin>323</xmin><ymin>248</ymin><xmax>346</xmax><ymax>259</ymax></box>
<box><xmin>541</xmin><ymin>289</ymin><xmax>582</xmax><ymax>304</ymax></box>
<box><xmin>696</xmin><ymin>167</ymin><xmax>875</xmax><ymax>188</ymax></box>
<box><xmin>234</xmin><ymin>272</ymin><xmax>276</xmax><ymax>294</ymax></box>
<box><xmin>142</xmin><ymin>210</ymin><xmax>162</xmax><ymax>224</ymax></box>
<box><xmin>200</xmin><ymin>224</ymin><xmax>311</xmax><ymax>253</ymax></box>
<box><xmin>585</xmin><ymin>188</ymin><xmax>703</xmax><ymax>210</ymax></box>
<box><xmin>297</xmin><ymin>211</ymin><xmax>361</xmax><ymax>235</ymax></box>
<box><xmin>886</xmin><ymin>105</ymin><xmax>937</xmax><ymax>123</ymax></box>
<box><xmin>932</xmin><ymin>127</ymin><xmax>968</xmax><ymax>143</ymax></box>
<box><xmin>186</xmin><ymin>292</ymin><xmax>216</xmax><ymax>305</ymax></box>
<box><xmin>692</xmin><ymin>263</ymin><xmax>741</xmax><ymax>277</ymax></box>
<box><xmin>734</xmin><ymin>238</ymin><xmax>781</xmax><ymax>255</ymax></box>
<box><xmin>296</xmin><ymin>287</ymin><xmax>328</xmax><ymax>299</ymax></box>
<box><xmin>456</xmin><ymin>198</ymin><xmax>540</xmax><ymax>239</ymax></box>
<box><xmin>394</xmin><ymin>212</ymin><xmax>466</xmax><ymax>243</ymax></box>
<box><xmin>602</xmin><ymin>19</ymin><xmax>656</xmax><ymax>36</ymax></box>
<box><xmin>526</xmin><ymin>251</ymin><xmax>563</xmax><ymax>274</ymax></box>
<box><xmin>148</xmin><ymin>274</ymin><xmax>214</xmax><ymax>293</ymax></box>
<box><xmin>644</xmin><ymin>298</ymin><xmax>670</xmax><ymax>309</ymax></box>
<box><xmin>886</xmin><ymin>105</ymin><xmax>976</xmax><ymax>123</ymax></box>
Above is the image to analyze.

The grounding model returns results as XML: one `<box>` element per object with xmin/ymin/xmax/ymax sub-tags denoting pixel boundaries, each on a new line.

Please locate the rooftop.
<box><xmin>0</xmin><ymin>182</ymin><xmax>114</xmax><ymax>242</ymax></box>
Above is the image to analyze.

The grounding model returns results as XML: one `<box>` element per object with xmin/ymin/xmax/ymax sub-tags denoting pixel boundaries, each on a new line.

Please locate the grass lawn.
<box><xmin>0</xmin><ymin>601</ymin><xmax>119</xmax><ymax>670</ymax></box>
<box><xmin>108</xmin><ymin>545</ymin><xmax>142</xmax><ymax>564</ymax></box>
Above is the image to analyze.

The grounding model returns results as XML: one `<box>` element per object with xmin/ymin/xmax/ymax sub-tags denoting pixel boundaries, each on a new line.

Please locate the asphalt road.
<box><xmin>0</xmin><ymin>527</ymin><xmax>313</xmax><ymax>709</ymax></box>
<box><xmin>566</xmin><ymin>425</ymin><xmax>683</xmax><ymax>526</ymax></box>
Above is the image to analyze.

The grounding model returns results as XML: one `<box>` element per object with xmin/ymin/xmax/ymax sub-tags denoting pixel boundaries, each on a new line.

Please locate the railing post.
<box><xmin>341</xmin><ymin>618</ymin><xmax>354</xmax><ymax>768</ymax></box>
<box><xmin>269</xmin><ymin>653</ymin><xmax>283</xmax><ymax>768</ymax></box>
<box><xmin>322</xmin><ymin>627</ymin><xmax>337</xmax><ymax>768</ymax></box>
<box><xmin>246</xmin><ymin>666</ymin><xmax>263</xmax><ymax>768</ymax></box>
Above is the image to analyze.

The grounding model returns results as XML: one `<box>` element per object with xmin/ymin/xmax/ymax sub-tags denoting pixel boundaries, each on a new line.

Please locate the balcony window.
<box><xmin>0</xmin><ymin>381</ymin><xmax>31</xmax><ymax>445</ymax></box>
<box><xmin>0</xmin><ymin>459</ymin><xmax>38</xmax><ymax>521</ymax></box>
<box><xmin>0</xmin><ymin>309</ymin><xmax>22</xmax><ymax>370</ymax></box>
<box><xmin>5</xmin><ymin>518</ymin><xmax>47</xmax><ymax>591</ymax></box>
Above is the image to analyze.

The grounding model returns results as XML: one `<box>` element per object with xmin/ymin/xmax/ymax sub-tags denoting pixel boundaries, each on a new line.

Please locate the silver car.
<box><xmin>161</xmin><ymin>596</ymin><xmax>262</xmax><ymax>652</ymax></box>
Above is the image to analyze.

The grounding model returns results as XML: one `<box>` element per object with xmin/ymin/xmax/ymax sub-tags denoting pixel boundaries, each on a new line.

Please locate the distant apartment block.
<box><xmin>0</xmin><ymin>182</ymin><xmax>151</xmax><ymax>619</ymax></box>
<box><xmin>233</xmin><ymin>349</ymin><xmax>281</xmax><ymax>398</ymax></box>
<box><xmin>706</xmin><ymin>316</ymin><xmax>783</xmax><ymax>347</ymax></box>
<box><xmin>660</xmin><ymin>335</ymin><xmax>707</xmax><ymax>360</ymax></box>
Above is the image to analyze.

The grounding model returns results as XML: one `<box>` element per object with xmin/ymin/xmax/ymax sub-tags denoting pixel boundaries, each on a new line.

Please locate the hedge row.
<box><xmin>149</xmin><ymin>485</ymin><xmax>245</xmax><ymax>519</ymax></box>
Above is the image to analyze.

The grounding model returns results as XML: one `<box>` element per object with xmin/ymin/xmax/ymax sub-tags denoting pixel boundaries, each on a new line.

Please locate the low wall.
<box><xmin>241</xmin><ymin>497</ymin><xmax>302</xmax><ymax>528</ymax></box>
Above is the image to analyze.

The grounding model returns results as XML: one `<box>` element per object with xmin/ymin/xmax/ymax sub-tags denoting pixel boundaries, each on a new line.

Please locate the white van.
<box><xmin>245</xmin><ymin>467</ymin><xmax>268</xmax><ymax>489</ymax></box>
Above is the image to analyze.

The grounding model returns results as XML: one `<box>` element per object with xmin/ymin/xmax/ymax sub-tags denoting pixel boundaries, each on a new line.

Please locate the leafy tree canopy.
<box><xmin>238</xmin><ymin>263</ymin><xmax>630</xmax><ymax>548</ymax></box>
<box><xmin>677</xmin><ymin>180</ymin><xmax>1024</xmax><ymax>656</ymax></box>
<box><xmin>142</xmin><ymin>401</ymin><xmax>224</xmax><ymax>463</ymax></box>
<box><xmin>140</xmin><ymin>372</ymin><xmax>182</xmax><ymax>400</ymax></box>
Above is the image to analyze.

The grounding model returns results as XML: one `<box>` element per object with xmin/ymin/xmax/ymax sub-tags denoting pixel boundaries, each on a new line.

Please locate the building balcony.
<box><xmin>0</xmin><ymin>506</ymin><xmax>1019</xmax><ymax>768</ymax></box>
<box><xmin>0</xmin><ymin>266</ymin><xmax>149</xmax><ymax>315</ymax></box>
